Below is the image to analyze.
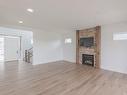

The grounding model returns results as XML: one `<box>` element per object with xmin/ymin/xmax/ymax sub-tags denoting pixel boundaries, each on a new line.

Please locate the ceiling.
<box><xmin>0</xmin><ymin>0</ymin><xmax>127</xmax><ymax>30</ymax></box>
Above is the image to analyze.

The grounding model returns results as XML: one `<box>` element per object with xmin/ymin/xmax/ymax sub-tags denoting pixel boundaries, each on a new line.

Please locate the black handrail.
<box><xmin>24</xmin><ymin>47</ymin><xmax>33</xmax><ymax>63</ymax></box>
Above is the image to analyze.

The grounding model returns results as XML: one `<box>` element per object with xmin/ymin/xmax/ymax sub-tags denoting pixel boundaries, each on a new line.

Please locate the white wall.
<box><xmin>33</xmin><ymin>29</ymin><xmax>63</xmax><ymax>65</ymax></box>
<box><xmin>0</xmin><ymin>27</ymin><xmax>33</xmax><ymax>60</ymax></box>
<box><xmin>0</xmin><ymin>27</ymin><xmax>63</xmax><ymax>64</ymax></box>
<box><xmin>101</xmin><ymin>22</ymin><xmax>127</xmax><ymax>74</ymax></box>
<box><xmin>62</xmin><ymin>31</ymin><xmax>76</xmax><ymax>63</ymax></box>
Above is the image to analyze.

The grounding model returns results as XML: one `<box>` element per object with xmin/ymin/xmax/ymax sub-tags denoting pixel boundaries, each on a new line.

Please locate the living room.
<box><xmin>0</xmin><ymin>0</ymin><xmax>127</xmax><ymax>95</ymax></box>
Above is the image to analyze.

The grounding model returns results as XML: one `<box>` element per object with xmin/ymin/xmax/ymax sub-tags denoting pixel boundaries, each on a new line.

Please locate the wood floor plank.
<box><xmin>0</xmin><ymin>61</ymin><xmax>126</xmax><ymax>95</ymax></box>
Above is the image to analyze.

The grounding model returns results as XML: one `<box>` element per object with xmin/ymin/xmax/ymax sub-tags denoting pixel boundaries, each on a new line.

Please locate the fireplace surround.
<box><xmin>76</xmin><ymin>26</ymin><xmax>101</xmax><ymax>68</ymax></box>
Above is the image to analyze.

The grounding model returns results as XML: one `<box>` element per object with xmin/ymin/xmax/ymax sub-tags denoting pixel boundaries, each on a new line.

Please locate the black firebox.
<box><xmin>82</xmin><ymin>54</ymin><xmax>94</xmax><ymax>66</ymax></box>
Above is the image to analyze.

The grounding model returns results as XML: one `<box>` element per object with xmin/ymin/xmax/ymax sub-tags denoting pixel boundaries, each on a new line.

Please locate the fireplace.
<box><xmin>82</xmin><ymin>54</ymin><xmax>94</xmax><ymax>66</ymax></box>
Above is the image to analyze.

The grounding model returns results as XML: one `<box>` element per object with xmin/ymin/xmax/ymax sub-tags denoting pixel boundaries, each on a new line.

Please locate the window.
<box><xmin>113</xmin><ymin>33</ymin><xmax>127</xmax><ymax>40</ymax></box>
<box><xmin>31</xmin><ymin>39</ymin><xmax>33</xmax><ymax>44</ymax></box>
<box><xmin>65</xmin><ymin>38</ymin><xmax>72</xmax><ymax>44</ymax></box>
<box><xmin>0</xmin><ymin>36</ymin><xmax>4</xmax><ymax>61</ymax></box>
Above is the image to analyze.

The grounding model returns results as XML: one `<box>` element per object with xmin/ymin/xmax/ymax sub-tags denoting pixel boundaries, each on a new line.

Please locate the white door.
<box><xmin>4</xmin><ymin>36</ymin><xmax>20</xmax><ymax>61</ymax></box>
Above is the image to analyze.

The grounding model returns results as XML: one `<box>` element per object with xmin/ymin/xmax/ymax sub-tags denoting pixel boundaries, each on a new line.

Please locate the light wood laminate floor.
<box><xmin>0</xmin><ymin>61</ymin><xmax>127</xmax><ymax>95</ymax></box>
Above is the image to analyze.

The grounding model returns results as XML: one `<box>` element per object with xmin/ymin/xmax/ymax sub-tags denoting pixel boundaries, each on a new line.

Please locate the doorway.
<box><xmin>0</xmin><ymin>35</ymin><xmax>21</xmax><ymax>62</ymax></box>
<box><xmin>4</xmin><ymin>36</ymin><xmax>21</xmax><ymax>62</ymax></box>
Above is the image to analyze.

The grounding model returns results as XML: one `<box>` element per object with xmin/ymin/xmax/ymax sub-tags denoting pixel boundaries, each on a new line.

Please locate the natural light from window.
<box><xmin>65</xmin><ymin>38</ymin><xmax>72</xmax><ymax>44</ymax></box>
<box><xmin>0</xmin><ymin>37</ymin><xmax>4</xmax><ymax>61</ymax></box>
<box><xmin>113</xmin><ymin>33</ymin><xmax>127</xmax><ymax>40</ymax></box>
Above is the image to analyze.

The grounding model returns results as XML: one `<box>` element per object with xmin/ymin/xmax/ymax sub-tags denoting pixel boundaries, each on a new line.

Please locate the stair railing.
<box><xmin>24</xmin><ymin>47</ymin><xmax>33</xmax><ymax>63</ymax></box>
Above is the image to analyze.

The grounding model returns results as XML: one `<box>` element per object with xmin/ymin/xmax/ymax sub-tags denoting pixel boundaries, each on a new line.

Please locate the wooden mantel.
<box><xmin>76</xmin><ymin>26</ymin><xmax>101</xmax><ymax>68</ymax></box>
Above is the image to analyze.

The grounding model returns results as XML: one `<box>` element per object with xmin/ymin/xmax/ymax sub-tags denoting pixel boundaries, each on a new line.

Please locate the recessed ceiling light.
<box><xmin>27</xmin><ymin>8</ymin><xmax>34</xmax><ymax>13</ymax></box>
<box><xmin>19</xmin><ymin>21</ymin><xmax>23</xmax><ymax>24</ymax></box>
